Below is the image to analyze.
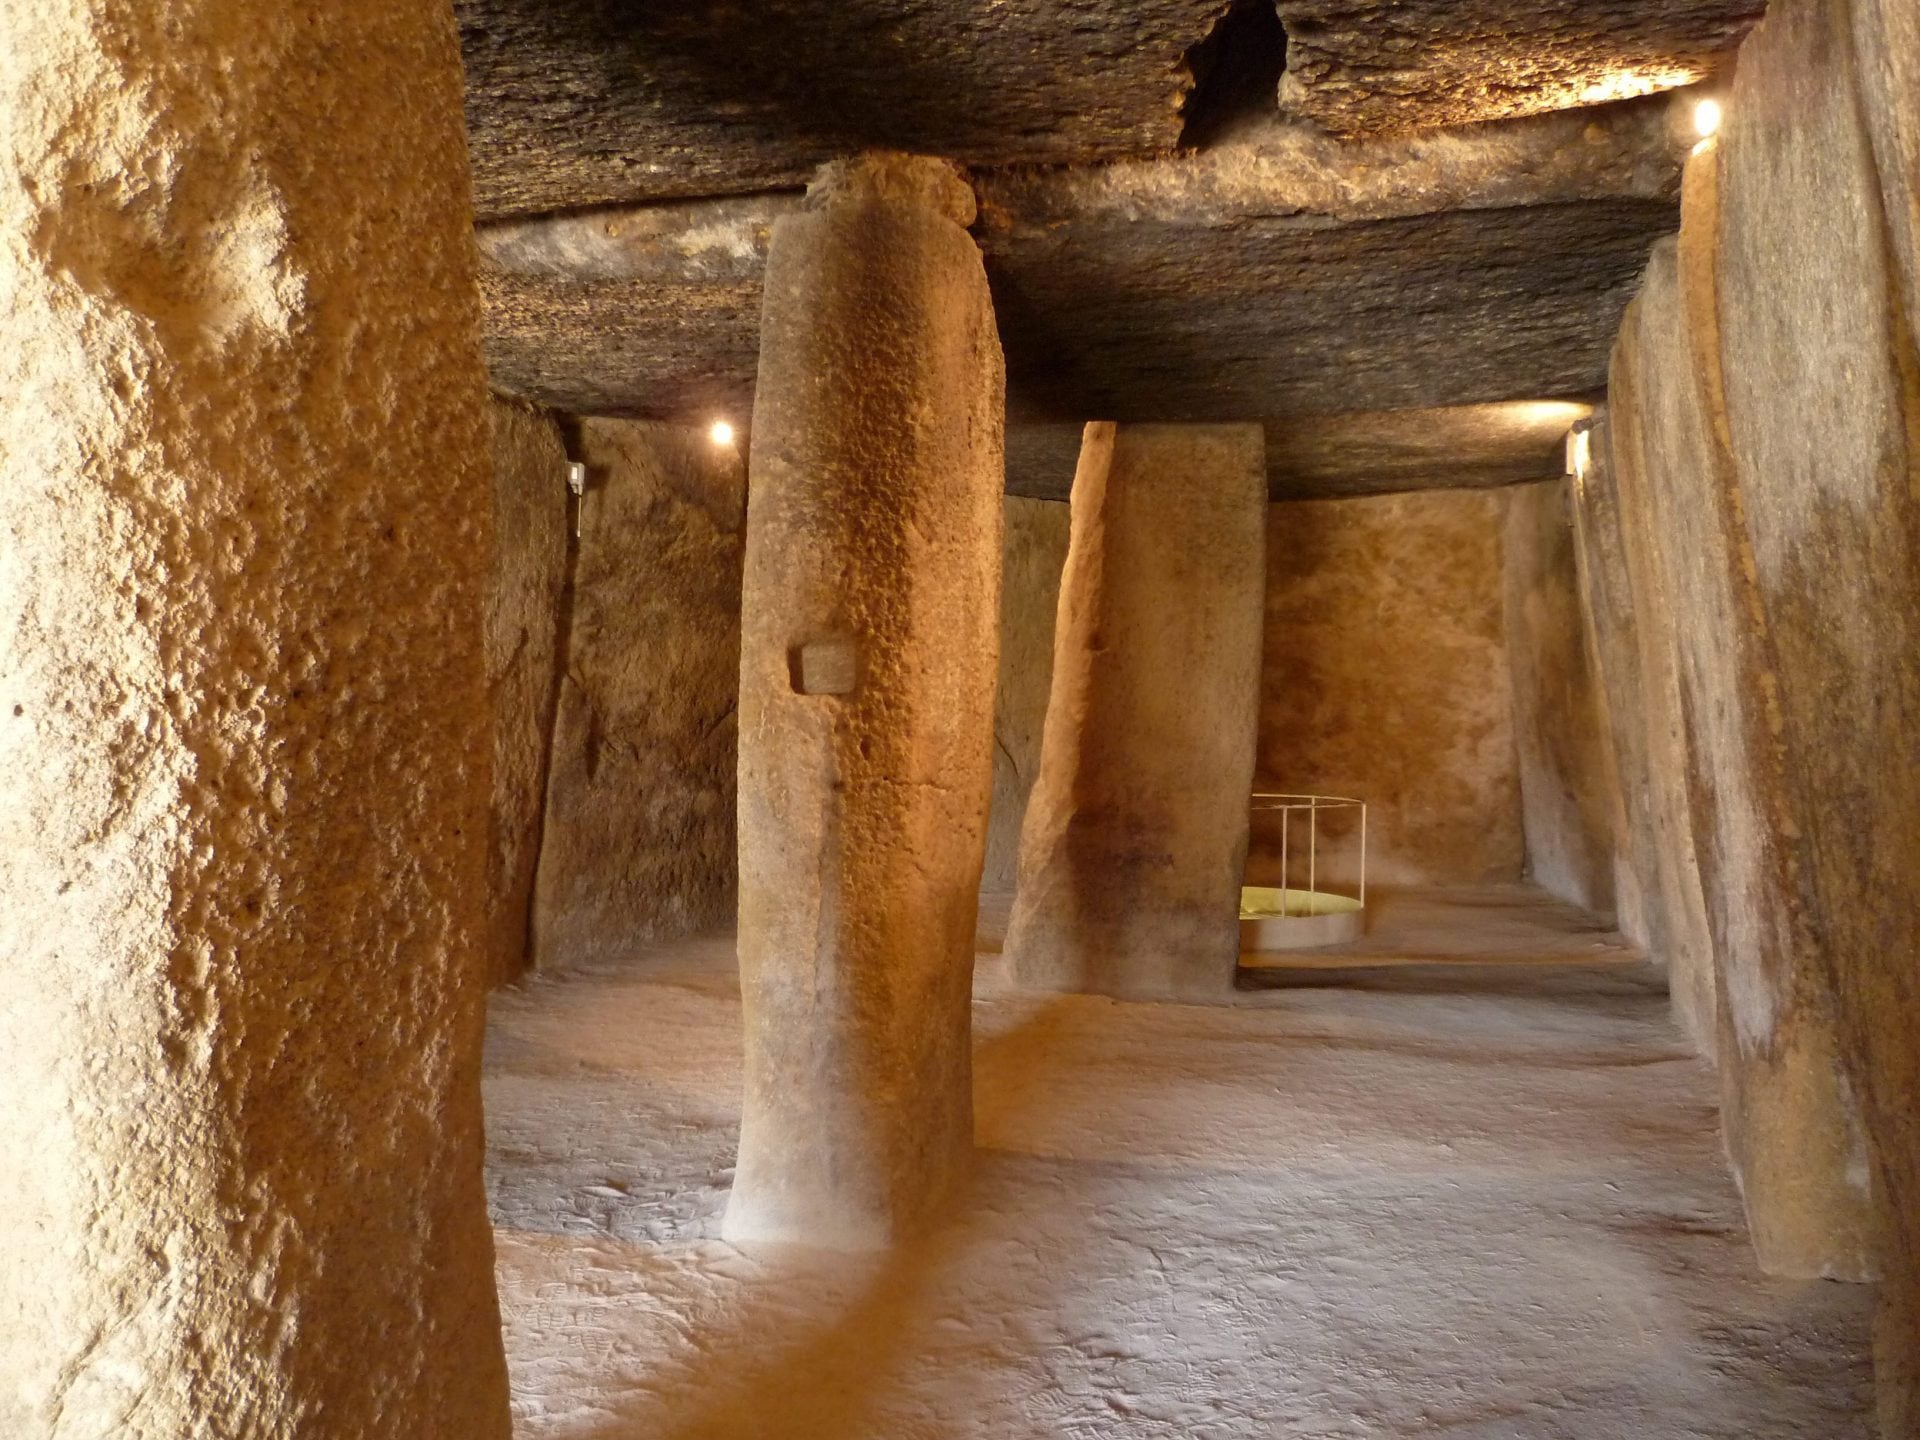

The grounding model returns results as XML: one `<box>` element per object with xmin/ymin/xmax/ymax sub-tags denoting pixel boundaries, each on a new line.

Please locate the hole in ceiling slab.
<box><xmin>1180</xmin><ymin>0</ymin><xmax>1289</xmax><ymax>149</ymax></box>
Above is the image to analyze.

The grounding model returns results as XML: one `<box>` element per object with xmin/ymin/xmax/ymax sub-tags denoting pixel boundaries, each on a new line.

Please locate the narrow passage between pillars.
<box><xmin>726</xmin><ymin>153</ymin><xmax>1005</xmax><ymax>1250</ymax></box>
<box><xmin>1006</xmin><ymin>422</ymin><xmax>1267</xmax><ymax>1004</ymax></box>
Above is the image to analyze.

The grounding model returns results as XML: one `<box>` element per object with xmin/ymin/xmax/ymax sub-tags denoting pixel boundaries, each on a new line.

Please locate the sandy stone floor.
<box><xmin>484</xmin><ymin>888</ymin><xmax>1872</xmax><ymax>1438</ymax></box>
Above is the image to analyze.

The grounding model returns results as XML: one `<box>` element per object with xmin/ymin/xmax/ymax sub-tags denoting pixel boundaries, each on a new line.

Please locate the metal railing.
<box><xmin>1250</xmin><ymin>793</ymin><xmax>1368</xmax><ymax>916</ymax></box>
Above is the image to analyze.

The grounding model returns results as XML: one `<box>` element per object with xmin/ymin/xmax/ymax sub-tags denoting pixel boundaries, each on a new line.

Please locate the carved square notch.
<box><xmin>790</xmin><ymin>634</ymin><xmax>859</xmax><ymax>696</ymax></box>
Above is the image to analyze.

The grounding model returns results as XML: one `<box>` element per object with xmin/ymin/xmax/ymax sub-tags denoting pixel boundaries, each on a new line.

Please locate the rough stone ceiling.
<box><xmin>458</xmin><ymin>0</ymin><xmax>1222</xmax><ymax>221</ymax></box>
<box><xmin>459</xmin><ymin>0</ymin><xmax>1757</xmax><ymax>495</ymax></box>
<box><xmin>456</xmin><ymin>0</ymin><xmax>1757</xmax><ymax>220</ymax></box>
<box><xmin>1275</xmin><ymin>0</ymin><xmax>1764</xmax><ymax>136</ymax></box>
<box><xmin>1005</xmin><ymin>401</ymin><xmax>1594</xmax><ymax>500</ymax></box>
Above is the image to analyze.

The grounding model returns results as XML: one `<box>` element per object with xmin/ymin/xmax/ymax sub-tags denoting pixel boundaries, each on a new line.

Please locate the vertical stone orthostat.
<box><xmin>1600</xmin><ymin>335</ymin><xmax>1723</xmax><ymax>1060</ymax></box>
<box><xmin>1713</xmin><ymin>0</ymin><xmax>1920</xmax><ymax>1417</ymax></box>
<box><xmin>486</xmin><ymin>396</ymin><xmax>569</xmax><ymax>986</ymax></box>
<box><xmin>0</xmin><ymin>1</ymin><xmax>509</xmax><ymax>1434</ymax></box>
<box><xmin>1503</xmin><ymin>477</ymin><xmax>1621</xmax><ymax>915</ymax></box>
<box><xmin>727</xmin><ymin>153</ymin><xmax>1004</xmax><ymax>1250</ymax></box>
<box><xmin>1619</xmin><ymin>229</ymin><xmax>1872</xmax><ymax>1281</ymax></box>
<box><xmin>1006</xmin><ymin>422</ymin><xmax>1267</xmax><ymax>1004</ymax></box>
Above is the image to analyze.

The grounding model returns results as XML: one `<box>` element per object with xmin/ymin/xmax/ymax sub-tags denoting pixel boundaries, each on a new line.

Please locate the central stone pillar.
<box><xmin>1005</xmin><ymin>423</ymin><xmax>1267</xmax><ymax>1003</ymax></box>
<box><xmin>726</xmin><ymin>154</ymin><xmax>1004</xmax><ymax>1250</ymax></box>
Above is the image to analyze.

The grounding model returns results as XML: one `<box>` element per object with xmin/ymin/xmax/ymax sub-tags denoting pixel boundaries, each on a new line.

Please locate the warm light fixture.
<box><xmin>1567</xmin><ymin>424</ymin><xmax>1593</xmax><ymax>485</ymax></box>
<box><xmin>1694</xmin><ymin>97</ymin><xmax>1723</xmax><ymax>139</ymax></box>
<box><xmin>710</xmin><ymin>420</ymin><xmax>736</xmax><ymax>447</ymax></box>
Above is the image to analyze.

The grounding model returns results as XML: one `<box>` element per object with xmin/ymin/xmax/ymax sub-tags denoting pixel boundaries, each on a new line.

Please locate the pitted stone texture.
<box><xmin>984</xmin><ymin>497</ymin><xmax>1072</xmax><ymax>892</ymax></box>
<box><xmin>486</xmin><ymin>397</ymin><xmax>568</xmax><ymax>987</ymax></box>
<box><xmin>533</xmin><ymin>420</ymin><xmax>746</xmax><ymax>968</ymax></box>
<box><xmin>1006</xmin><ymin>424</ymin><xmax>1266</xmax><ymax>1004</ymax></box>
<box><xmin>1276</xmin><ymin>0</ymin><xmax>1761</xmax><ymax>135</ymax></box>
<box><xmin>1621</xmin><ymin>232</ymin><xmax>1872</xmax><ymax>1280</ymax></box>
<box><xmin>728</xmin><ymin>155</ymin><xmax>1004</xmax><ymax>1249</ymax></box>
<box><xmin>1503</xmin><ymin>479</ymin><xmax>1619</xmax><ymax>913</ymax></box>
<box><xmin>1715</xmin><ymin>0</ymin><xmax>1920</xmax><ymax>1417</ymax></box>
<box><xmin>1252</xmin><ymin>489</ymin><xmax>1523</xmax><ymax>888</ymax></box>
<box><xmin>0</xmin><ymin>3</ymin><xmax>508</xmax><ymax>1436</ymax></box>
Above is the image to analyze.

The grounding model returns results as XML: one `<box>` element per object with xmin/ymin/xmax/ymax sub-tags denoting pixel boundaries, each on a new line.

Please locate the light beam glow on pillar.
<box><xmin>1694</xmin><ymin>97</ymin><xmax>1723</xmax><ymax>139</ymax></box>
<box><xmin>710</xmin><ymin>419</ymin><xmax>736</xmax><ymax>448</ymax></box>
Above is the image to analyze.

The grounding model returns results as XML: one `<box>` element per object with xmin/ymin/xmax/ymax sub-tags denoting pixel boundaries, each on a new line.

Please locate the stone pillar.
<box><xmin>0</xmin><ymin>5</ymin><xmax>508</xmax><ymax>1437</ymax></box>
<box><xmin>1006</xmin><ymin>423</ymin><xmax>1267</xmax><ymax>1003</ymax></box>
<box><xmin>726</xmin><ymin>154</ymin><xmax>1004</xmax><ymax>1250</ymax></box>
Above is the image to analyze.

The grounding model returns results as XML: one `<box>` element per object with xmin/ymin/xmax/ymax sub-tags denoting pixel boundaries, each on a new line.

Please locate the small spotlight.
<box><xmin>1694</xmin><ymin>97</ymin><xmax>1723</xmax><ymax>139</ymax></box>
<box><xmin>1566</xmin><ymin>424</ymin><xmax>1593</xmax><ymax>484</ymax></box>
<box><xmin>710</xmin><ymin>420</ymin><xmax>736</xmax><ymax>448</ymax></box>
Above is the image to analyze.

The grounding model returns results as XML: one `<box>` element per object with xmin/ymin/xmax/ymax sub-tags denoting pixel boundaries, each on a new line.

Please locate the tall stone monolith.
<box><xmin>0</xmin><ymin>2</ymin><xmax>509</xmax><ymax>1436</ymax></box>
<box><xmin>1714</xmin><ymin>0</ymin><xmax>1920</xmax><ymax>1420</ymax></box>
<box><xmin>1006</xmin><ymin>423</ymin><xmax>1267</xmax><ymax>1004</ymax></box>
<box><xmin>1597</xmin><ymin>345</ymin><xmax>1722</xmax><ymax>1060</ymax></box>
<box><xmin>1502</xmin><ymin>476</ymin><xmax>1620</xmax><ymax>913</ymax></box>
<box><xmin>1620</xmin><ymin>226</ymin><xmax>1873</xmax><ymax>1281</ymax></box>
<box><xmin>725</xmin><ymin>154</ymin><xmax>1004</xmax><ymax>1250</ymax></box>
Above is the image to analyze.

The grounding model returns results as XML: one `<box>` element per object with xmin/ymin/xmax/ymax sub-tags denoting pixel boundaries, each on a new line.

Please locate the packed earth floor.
<box><xmin>484</xmin><ymin>889</ymin><xmax>1873</xmax><ymax>1438</ymax></box>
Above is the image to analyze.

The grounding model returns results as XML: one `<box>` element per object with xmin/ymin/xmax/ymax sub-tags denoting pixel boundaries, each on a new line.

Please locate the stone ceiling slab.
<box><xmin>477</xmin><ymin>100</ymin><xmax>1683</xmax><ymax>429</ymax></box>
<box><xmin>1275</xmin><ymin>0</ymin><xmax>1762</xmax><ymax>135</ymax></box>
<box><xmin>1006</xmin><ymin>401</ymin><xmax>1591</xmax><ymax>501</ymax></box>
<box><xmin>457</xmin><ymin>0</ymin><xmax>1225</xmax><ymax>221</ymax></box>
<box><xmin>982</xmin><ymin>192</ymin><xmax>1673</xmax><ymax>421</ymax></box>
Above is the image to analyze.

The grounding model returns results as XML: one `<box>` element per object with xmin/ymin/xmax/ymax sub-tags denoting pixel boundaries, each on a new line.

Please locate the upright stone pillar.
<box><xmin>1617</xmin><ymin>229</ymin><xmax>1873</xmax><ymax>1280</ymax></box>
<box><xmin>0</xmin><ymin>4</ymin><xmax>508</xmax><ymax>1437</ymax></box>
<box><xmin>1715</xmin><ymin>0</ymin><xmax>1920</xmax><ymax>1419</ymax></box>
<box><xmin>1006</xmin><ymin>423</ymin><xmax>1267</xmax><ymax>1003</ymax></box>
<box><xmin>726</xmin><ymin>154</ymin><xmax>1004</xmax><ymax>1250</ymax></box>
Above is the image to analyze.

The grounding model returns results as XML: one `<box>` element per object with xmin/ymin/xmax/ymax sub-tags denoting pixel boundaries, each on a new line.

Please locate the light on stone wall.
<box><xmin>710</xmin><ymin>420</ymin><xmax>737</xmax><ymax>448</ymax></box>
<box><xmin>1694</xmin><ymin>97</ymin><xmax>1723</xmax><ymax>140</ymax></box>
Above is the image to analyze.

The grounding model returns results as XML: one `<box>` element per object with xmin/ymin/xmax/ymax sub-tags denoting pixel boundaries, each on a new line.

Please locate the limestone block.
<box><xmin>1715</xmin><ymin>0</ymin><xmax>1920</xmax><ymax>1414</ymax></box>
<box><xmin>533</xmin><ymin>419</ymin><xmax>746</xmax><ymax>967</ymax></box>
<box><xmin>1253</xmin><ymin>488</ymin><xmax>1524</xmax><ymax>888</ymax></box>
<box><xmin>1006</xmin><ymin>423</ymin><xmax>1267</xmax><ymax>1004</ymax></box>
<box><xmin>1600</xmin><ymin>330</ymin><xmax>1721</xmax><ymax>1060</ymax></box>
<box><xmin>1851</xmin><ymin>0</ymin><xmax>1920</xmax><ymax>1408</ymax></box>
<box><xmin>1626</xmin><ymin>230</ymin><xmax>1872</xmax><ymax>1279</ymax></box>
<box><xmin>983</xmin><ymin>496</ymin><xmax>1072</xmax><ymax>892</ymax></box>
<box><xmin>1502</xmin><ymin>478</ymin><xmax>1620</xmax><ymax>913</ymax></box>
<box><xmin>1566</xmin><ymin>412</ymin><xmax>1664</xmax><ymax>971</ymax></box>
<box><xmin>485</xmin><ymin>397</ymin><xmax>568</xmax><ymax>986</ymax></box>
<box><xmin>0</xmin><ymin>2</ymin><xmax>508</xmax><ymax>1434</ymax></box>
<box><xmin>727</xmin><ymin>155</ymin><xmax>1004</xmax><ymax>1249</ymax></box>
<box><xmin>458</xmin><ymin>0</ymin><xmax>1223</xmax><ymax>219</ymax></box>
<box><xmin>1276</xmin><ymin>0</ymin><xmax>1760</xmax><ymax>136</ymax></box>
